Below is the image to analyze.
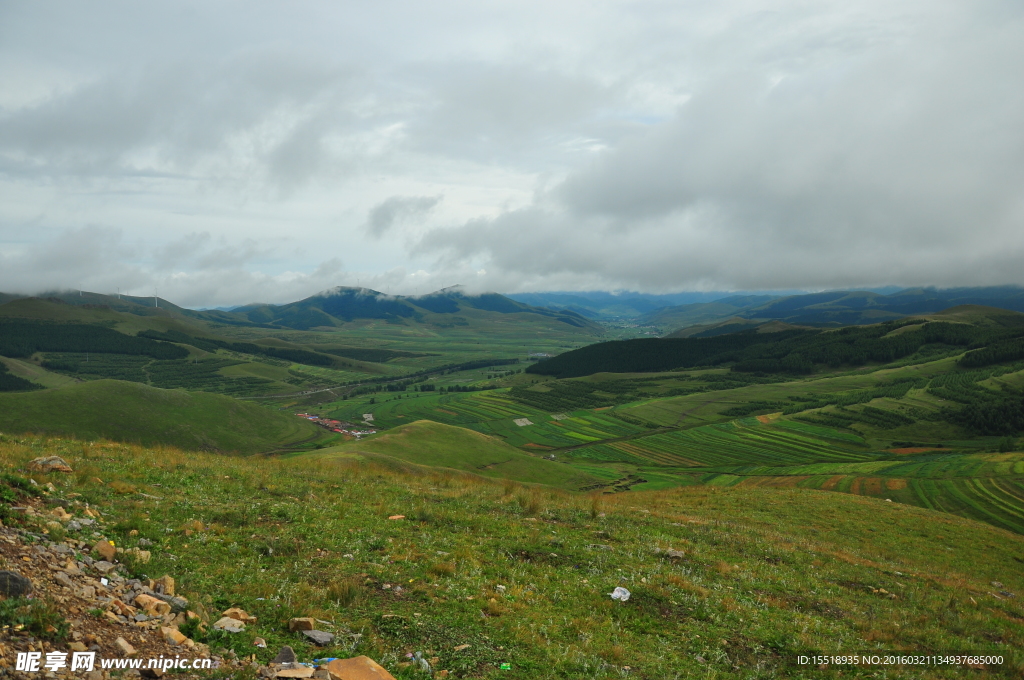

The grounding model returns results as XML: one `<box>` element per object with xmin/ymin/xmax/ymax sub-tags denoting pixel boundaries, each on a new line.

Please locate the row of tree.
<box><xmin>1</xmin><ymin>321</ymin><xmax>188</xmax><ymax>360</ymax></box>
<box><xmin>137</xmin><ymin>329</ymin><xmax>334</xmax><ymax>367</ymax></box>
<box><xmin>528</xmin><ymin>319</ymin><xmax>1024</xmax><ymax>378</ymax></box>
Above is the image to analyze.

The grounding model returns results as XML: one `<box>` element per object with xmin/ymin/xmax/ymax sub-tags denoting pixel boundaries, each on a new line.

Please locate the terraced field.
<box><xmin>329</xmin><ymin>391</ymin><xmax>647</xmax><ymax>449</ymax></box>
<box><xmin>697</xmin><ymin>452</ymin><xmax>1024</xmax><ymax>534</ymax></box>
<box><xmin>568</xmin><ymin>418</ymin><xmax>875</xmax><ymax>467</ymax></box>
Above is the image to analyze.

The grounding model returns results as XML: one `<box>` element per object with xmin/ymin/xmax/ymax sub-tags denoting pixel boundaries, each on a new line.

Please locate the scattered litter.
<box><xmin>412</xmin><ymin>651</ymin><xmax>431</xmax><ymax>673</ymax></box>
<box><xmin>513</xmin><ymin>418</ymin><xmax>533</xmax><ymax>427</ymax></box>
<box><xmin>454</xmin><ymin>644</ymin><xmax>471</xmax><ymax>651</ymax></box>
<box><xmin>500</xmin><ymin>663</ymin><xmax>512</xmax><ymax>670</ymax></box>
<box><xmin>388</xmin><ymin>515</ymin><xmax>406</xmax><ymax>520</ymax></box>
<box><xmin>253</xmin><ymin>637</ymin><xmax>267</xmax><ymax>648</ymax></box>
<box><xmin>495</xmin><ymin>585</ymin><xmax>506</xmax><ymax>593</ymax></box>
<box><xmin>610</xmin><ymin>587</ymin><xmax>631</xmax><ymax>602</ymax></box>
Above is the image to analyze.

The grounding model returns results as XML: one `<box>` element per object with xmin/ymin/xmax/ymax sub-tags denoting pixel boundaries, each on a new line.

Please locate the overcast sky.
<box><xmin>1</xmin><ymin>1</ymin><xmax>1022</xmax><ymax>307</ymax></box>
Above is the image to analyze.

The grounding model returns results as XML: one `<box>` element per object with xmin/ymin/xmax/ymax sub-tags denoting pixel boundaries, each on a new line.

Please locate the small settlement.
<box><xmin>295</xmin><ymin>413</ymin><xmax>377</xmax><ymax>438</ymax></box>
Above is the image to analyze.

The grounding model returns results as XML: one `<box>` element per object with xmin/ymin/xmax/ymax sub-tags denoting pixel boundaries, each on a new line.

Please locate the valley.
<box><xmin>1</xmin><ymin>286</ymin><xmax>1024</xmax><ymax>677</ymax></box>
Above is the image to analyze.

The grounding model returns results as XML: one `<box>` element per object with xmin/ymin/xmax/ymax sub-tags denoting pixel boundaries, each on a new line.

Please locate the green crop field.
<box><xmin>690</xmin><ymin>451</ymin><xmax>1024</xmax><ymax>534</ymax></box>
<box><xmin>568</xmin><ymin>418</ymin><xmax>875</xmax><ymax>468</ymax></box>
<box><xmin>319</xmin><ymin>420</ymin><xmax>604</xmax><ymax>490</ymax></box>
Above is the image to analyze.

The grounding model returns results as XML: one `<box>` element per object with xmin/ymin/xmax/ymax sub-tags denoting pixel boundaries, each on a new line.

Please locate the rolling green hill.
<box><xmin>529</xmin><ymin>315</ymin><xmax>1024</xmax><ymax>378</ymax></box>
<box><xmin>0</xmin><ymin>380</ymin><xmax>324</xmax><ymax>453</ymax></box>
<box><xmin>321</xmin><ymin>420</ymin><xmax>603</xmax><ymax>490</ymax></box>
<box><xmin>2</xmin><ymin>435</ymin><xmax>1022</xmax><ymax>677</ymax></box>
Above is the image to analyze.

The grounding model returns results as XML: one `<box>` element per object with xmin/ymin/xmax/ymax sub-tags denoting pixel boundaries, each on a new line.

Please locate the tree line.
<box><xmin>0</xmin><ymin>321</ymin><xmax>187</xmax><ymax>360</ymax></box>
<box><xmin>137</xmin><ymin>329</ymin><xmax>334</xmax><ymax>367</ymax></box>
<box><xmin>528</xmin><ymin>320</ymin><xmax>1024</xmax><ymax>378</ymax></box>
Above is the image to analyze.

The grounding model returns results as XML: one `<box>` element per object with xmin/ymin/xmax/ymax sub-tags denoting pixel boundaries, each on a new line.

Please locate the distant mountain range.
<box><xmin>645</xmin><ymin>286</ymin><xmax>1024</xmax><ymax>333</ymax></box>
<box><xmin>0</xmin><ymin>286</ymin><xmax>601</xmax><ymax>333</ymax></box>
<box><xmin>505</xmin><ymin>290</ymin><xmax>808</xmax><ymax>319</ymax></box>
<box><xmin>7</xmin><ymin>285</ymin><xmax>1024</xmax><ymax>336</ymax></box>
<box><xmin>506</xmin><ymin>288</ymin><xmax>919</xmax><ymax>319</ymax></box>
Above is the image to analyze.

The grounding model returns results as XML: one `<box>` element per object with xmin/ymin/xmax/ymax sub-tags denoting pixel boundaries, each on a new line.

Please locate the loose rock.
<box><xmin>289</xmin><ymin>617</ymin><xmax>316</xmax><ymax>632</ymax></box>
<box><xmin>223</xmin><ymin>606</ymin><xmax>256</xmax><ymax>622</ymax></box>
<box><xmin>272</xmin><ymin>646</ymin><xmax>298</xmax><ymax>665</ymax></box>
<box><xmin>322</xmin><ymin>656</ymin><xmax>396</xmax><ymax>680</ymax></box>
<box><xmin>153</xmin><ymin>574</ymin><xmax>175</xmax><ymax>596</ymax></box>
<box><xmin>115</xmin><ymin>637</ymin><xmax>137</xmax><ymax>656</ymax></box>
<box><xmin>28</xmin><ymin>456</ymin><xmax>73</xmax><ymax>473</ymax></box>
<box><xmin>302</xmin><ymin>629</ymin><xmax>335</xmax><ymax>646</ymax></box>
<box><xmin>93</xmin><ymin>560</ymin><xmax>118</xmax><ymax>574</ymax></box>
<box><xmin>161</xmin><ymin>626</ymin><xmax>188</xmax><ymax>646</ymax></box>
<box><xmin>213</xmin><ymin>616</ymin><xmax>246</xmax><ymax>632</ymax></box>
<box><xmin>93</xmin><ymin>538</ymin><xmax>117</xmax><ymax>561</ymax></box>
<box><xmin>0</xmin><ymin>570</ymin><xmax>32</xmax><ymax>597</ymax></box>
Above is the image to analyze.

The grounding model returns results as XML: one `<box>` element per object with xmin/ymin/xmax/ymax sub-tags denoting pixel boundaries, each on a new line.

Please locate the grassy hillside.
<box><xmin>0</xmin><ymin>380</ymin><xmax>324</xmax><ymax>453</ymax></box>
<box><xmin>2</xmin><ymin>435</ymin><xmax>1021</xmax><ymax>678</ymax></box>
<box><xmin>322</xmin><ymin>420</ymin><xmax>603</xmax><ymax>490</ymax></box>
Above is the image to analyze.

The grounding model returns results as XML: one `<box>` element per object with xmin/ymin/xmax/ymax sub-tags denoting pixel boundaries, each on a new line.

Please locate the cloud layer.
<box><xmin>0</xmin><ymin>1</ymin><xmax>1021</xmax><ymax>305</ymax></box>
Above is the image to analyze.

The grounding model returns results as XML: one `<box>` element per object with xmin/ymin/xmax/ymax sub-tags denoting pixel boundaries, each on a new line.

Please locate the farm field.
<box><xmin>317</xmin><ymin>420</ymin><xmax>605</xmax><ymax>490</ymax></box>
<box><xmin>694</xmin><ymin>451</ymin><xmax>1024</xmax><ymax>534</ymax></box>
<box><xmin>328</xmin><ymin>390</ymin><xmax>649</xmax><ymax>450</ymax></box>
<box><xmin>565</xmin><ymin>418</ymin><xmax>876</xmax><ymax>468</ymax></box>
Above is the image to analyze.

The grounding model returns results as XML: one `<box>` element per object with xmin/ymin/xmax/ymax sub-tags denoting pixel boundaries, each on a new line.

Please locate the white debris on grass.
<box><xmin>610</xmin><ymin>587</ymin><xmax>631</xmax><ymax>602</ymax></box>
<box><xmin>513</xmin><ymin>418</ymin><xmax>533</xmax><ymax>427</ymax></box>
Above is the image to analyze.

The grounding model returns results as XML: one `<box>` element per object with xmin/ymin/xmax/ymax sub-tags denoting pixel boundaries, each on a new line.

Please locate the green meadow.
<box><xmin>2</xmin><ymin>435</ymin><xmax>1022</xmax><ymax>679</ymax></box>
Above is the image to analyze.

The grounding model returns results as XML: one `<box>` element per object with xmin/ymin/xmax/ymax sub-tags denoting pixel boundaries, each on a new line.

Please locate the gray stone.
<box><xmin>93</xmin><ymin>561</ymin><xmax>117</xmax><ymax>574</ymax></box>
<box><xmin>150</xmin><ymin>591</ymin><xmax>189</xmax><ymax>612</ymax></box>
<box><xmin>0</xmin><ymin>570</ymin><xmax>32</xmax><ymax>597</ymax></box>
<box><xmin>302</xmin><ymin>630</ymin><xmax>335</xmax><ymax>646</ymax></box>
<box><xmin>28</xmin><ymin>456</ymin><xmax>73</xmax><ymax>473</ymax></box>
<box><xmin>138</xmin><ymin>538</ymin><xmax>153</xmax><ymax>547</ymax></box>
<box><xmin>53</xmin><ymin>571</ymin><xmax>75</xmax><ymax>588</ymax></box>
<box><xmin>134</xmin><ymin>613</ymin><xmax>150</xmax><ymax>622</ymax></box>
<box><xmin>271</xmin><ymin>646</ymin><xmax>297</xmax><ymax>664</ymax></box>
<box><xmin>66</xmin><ymin>520</ymin><xmax>82</xmax><ymax>531</ymax></box>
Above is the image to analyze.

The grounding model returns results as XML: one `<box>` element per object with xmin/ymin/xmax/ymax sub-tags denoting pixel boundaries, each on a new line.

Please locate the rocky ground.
<box><xmin>0</xmin><ymin>458</ymin><xmax>399</xmax><ymax>680</ymax></box>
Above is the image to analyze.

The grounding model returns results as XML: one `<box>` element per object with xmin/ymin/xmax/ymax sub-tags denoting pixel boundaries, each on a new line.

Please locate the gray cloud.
<box><xmin>416</xmin><ymin>3</ymin><xmax>1024</xmax><ymax>291</ymax></box>
<box><xmin>366</xmin><ymin>195</ymin><xmax>442</xmax><ymax>238</ymax></box>
<box><xmin>1</xmin><ymin>1</ymin><xmax>1022</xmax><ymax>303</ymax></box>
